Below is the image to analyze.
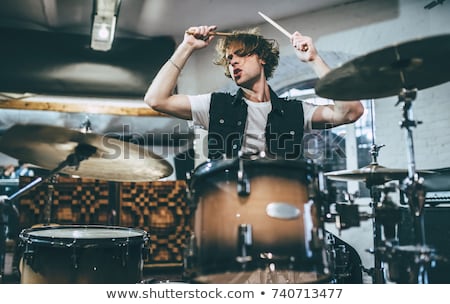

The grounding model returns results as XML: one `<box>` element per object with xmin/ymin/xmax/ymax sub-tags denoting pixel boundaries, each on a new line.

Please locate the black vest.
<box><xmin>208</xmin><ymin>88</ymin><xmax>305</xmax><ymax>160</ymax></box>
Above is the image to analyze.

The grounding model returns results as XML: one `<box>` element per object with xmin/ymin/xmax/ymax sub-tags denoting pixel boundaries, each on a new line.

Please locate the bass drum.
<box><xmin>19</xmin><ymin>225</ymin><xmax>148</xmax><ymax>284</ymax></box>
<box><xmin>186</xmin><ymin>157</ymin><xmax>330</xmax><ymax>283</ymax></box>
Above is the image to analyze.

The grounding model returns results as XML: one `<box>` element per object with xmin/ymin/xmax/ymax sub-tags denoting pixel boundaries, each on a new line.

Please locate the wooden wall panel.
<box><xmin>18</xmin><ymin>176</ymin><xmax>111</xmax><ymax>228</ymax></box>
<box><xmin>120</xmin><ymin>181</ymin><xmax>190</xmax><ymax>265</ymax></box>
<box><xmin>17</xmin><ymin>177</ymin><xmax>190</xmax><ymax>266</ymax></box>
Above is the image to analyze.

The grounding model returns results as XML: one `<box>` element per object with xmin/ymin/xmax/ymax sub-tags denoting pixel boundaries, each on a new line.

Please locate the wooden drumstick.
<box><xmin>257</xmin><ymin>11</ymin><xmax>309</xmax><ymax>52</ymax></box>
<box><xmin>185</xmin><ymin>30</ymin><xmax>234</xmax><ymax>37</ymax></box>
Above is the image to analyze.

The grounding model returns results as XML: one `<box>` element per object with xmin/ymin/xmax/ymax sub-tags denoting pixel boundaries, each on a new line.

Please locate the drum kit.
<box><xmin>0</xmin><ymin>33</ymin><xmax>449</xmax><ymax>284</ymax></box>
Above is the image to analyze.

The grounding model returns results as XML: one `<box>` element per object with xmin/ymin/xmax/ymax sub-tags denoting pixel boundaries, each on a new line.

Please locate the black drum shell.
<box><xmin>19</xmin><ymin>225</ymin><xmax>148</xmax><ymax>284</ymax></box>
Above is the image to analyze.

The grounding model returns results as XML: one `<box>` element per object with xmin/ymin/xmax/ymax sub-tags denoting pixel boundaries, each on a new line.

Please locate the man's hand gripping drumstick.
<box><xmin>258</xmin><ymin>11</ymin><xmax>321</xmax><ymax>65</ymax></box>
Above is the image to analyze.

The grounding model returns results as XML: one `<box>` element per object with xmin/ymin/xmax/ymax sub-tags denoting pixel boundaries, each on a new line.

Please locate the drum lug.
<box><xmin>309</xmin><ymin>227</ymin><xmax>325</xmax><ymax>251</ymax></box>
<box><xmin>236</xmin><ymin>224</ymin><xmax>253</xmax><ymax>266</ymax></box>
<box><xmin>121</xmin><ymin>244</ymin><xmax>130</xmax><ymax>267</ymax></box>
<box><xmin>71</xmin><ymin>247</ymin><xmax>79</xmax><ymax>269</ymax></box>
<box><xmin>23</xmin><ymin>243</ymin><xmax>35</xmax><ymax>267</ymax></box>
<box><xmin>142</xmin><ymin>242</ymin><xmax>150</xmax><ymax>262</ymax></box>
<box><xmin>237</xmin><ymin>158</ymin><xmax>250</xmax><ymax>196</ymax></box>
<box><xmin>185</xmin><ymin>172</ymin><xmax>198</xmax><ymax>210</ymax></box>
<box><xmin>183</xmin><ymin>232</ymin><xmax>198</xmax><ymax>278</ymax></box>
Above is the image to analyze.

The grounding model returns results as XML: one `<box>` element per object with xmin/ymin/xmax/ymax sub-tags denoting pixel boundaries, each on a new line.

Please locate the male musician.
<box><xmin>144</xmin><ymin>25</ymin><xmax>363</xmax><ymax>160</ymax></box>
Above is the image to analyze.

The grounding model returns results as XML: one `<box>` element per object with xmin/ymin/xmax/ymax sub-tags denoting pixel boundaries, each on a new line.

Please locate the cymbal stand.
<box><xmin>396</xmin><ymin>89</ymin><xmax>426</xmax><ymax>243</ymax></box>
<box><xmin>365</xmin><ymin>100</ymin><xmax>387</xmax><ymax>283</ymax></box>
<box><xmin>396</xmin><ymin>88</ymin><xmax>430</xmax><ymax>283</ymax></box>
<box><xmin>42</xmin><ymin>176</ymin><xmax>58</xmax><ymax>225</ymax></box>
<box><xmin>367</xmin><ymin>175</ymin><xmax>400</xmax><ymax>285</ymax></box>
<box><xmin>366</xmin><ymin>186</ymin><xmax>384</xmax><ymax>283</ymax></box>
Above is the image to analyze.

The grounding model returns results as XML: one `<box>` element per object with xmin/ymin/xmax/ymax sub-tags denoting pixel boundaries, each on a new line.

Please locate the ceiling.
<box><xmin>0</xmin><ymin>0</ymin><xmax>352</xmax><ymax>98</ymax></box>
<box><xmin>0</xmin><ymin>0</ymin><xmax>351</xmax><ymax>38</ymax></box>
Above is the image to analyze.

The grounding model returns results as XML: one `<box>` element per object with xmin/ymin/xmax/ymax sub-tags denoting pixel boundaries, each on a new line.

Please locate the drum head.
<box><xmin>190</xmin><ymin>157</ymin><xmax>315</xmax><ymax>189</ymax></box>
<box><xmin>19</xmin><ymin>225</ymin><xmax>148</xmax><ymax>247</ymax></box>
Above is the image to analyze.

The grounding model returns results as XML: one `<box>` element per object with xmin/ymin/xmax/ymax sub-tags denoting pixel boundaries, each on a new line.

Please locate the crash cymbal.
<box><xmin>315</xmin><ymin>34</ymin><xmax>450</xmax><ymax>100</ymax></box>
<box><xmin>325</xmin><ymin>163</ymin><xmax>432</xmax><ymax>184</ymax></box>
<box><xmin>0</xmin><ymin>124</ymin><xmax>173</xmax><ymax>182</ymax></box>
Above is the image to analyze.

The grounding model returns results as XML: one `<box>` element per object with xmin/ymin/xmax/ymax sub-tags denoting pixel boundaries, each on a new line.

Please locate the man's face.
<box><xmin>225</xmin><ymin>43</ymin><xmax>265</xmax><ymax>88</ymax></box>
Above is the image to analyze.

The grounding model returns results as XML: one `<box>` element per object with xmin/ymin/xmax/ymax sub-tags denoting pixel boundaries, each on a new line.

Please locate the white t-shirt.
<box><xmin>188</xmin><ymin>93</ymin><xmax>317</xmax><ymax>154</ymax></box>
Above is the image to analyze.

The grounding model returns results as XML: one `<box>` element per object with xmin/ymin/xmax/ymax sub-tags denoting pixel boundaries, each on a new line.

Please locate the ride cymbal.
<box><xmin>315</xmin><ymin>34</ymin><xmax>450</xmax><ymax>100</ymax></box>
<box><xmin>0</xmin><ymin>124</ymin><xmax>173</xmax><ymax>182</ymax></box>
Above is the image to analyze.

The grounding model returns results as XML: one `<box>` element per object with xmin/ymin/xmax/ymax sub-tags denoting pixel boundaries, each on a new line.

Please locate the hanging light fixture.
<box><xmin>90</xmin><ymin>0</ymin><xmax>121</xmax><ymax>51</ymax></box>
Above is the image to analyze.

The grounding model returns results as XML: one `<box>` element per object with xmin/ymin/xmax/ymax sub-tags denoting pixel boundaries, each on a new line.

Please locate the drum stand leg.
<box><xmin>1</xmin><ymin>199</ymin><xmax>19</xmax><ymax>283</ymax></box>
<box><xmin>398</xmin><ymin>89</ymin><xmax>431</xmax><ymax>283</ymax></box>
<box><xmin>359</xmin><ymin>144</ymin><xmax>386</xmax><ymax>284</ymax></box>
<box><xmin>369</xmin><ymin>185</ymin><xmax>386</xmax><ymax>284</ymax></box>
<box><xmin>399</xmin><ymin>91</ymin><xmax>427</xmax><ymax>232</ymax></box>
<box><xmin>397</xmin><ymin>89</ymin><xmax>426</xmax><ymax>241</ymax></box>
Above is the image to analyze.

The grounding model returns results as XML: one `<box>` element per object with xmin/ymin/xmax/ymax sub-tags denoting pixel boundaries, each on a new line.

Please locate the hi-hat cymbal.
<box><xmin>0</xmin><ymin>124</ymin><xmax>173</xmax><ymax>182</ymax></box>
<box><xmin>315</xmin><ymin>34</ymin><xmax>450</xmax><ymax>100</ymax></box>
<box><xmin>325</xmin><ymin>163</ymin><xmax>432</xmax><ymax>184</ymax></box>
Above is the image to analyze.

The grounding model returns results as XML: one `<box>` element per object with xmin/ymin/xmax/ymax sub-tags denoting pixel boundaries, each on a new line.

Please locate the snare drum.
<box><xmin>186</xmin><ymin>157</ymin><xmax>329</xmax><ymax>283</ymax></box>
<box><xmin>19</xmin><ymin>225</ymin><xmax>148</xmax><ymax>284</ymax></box>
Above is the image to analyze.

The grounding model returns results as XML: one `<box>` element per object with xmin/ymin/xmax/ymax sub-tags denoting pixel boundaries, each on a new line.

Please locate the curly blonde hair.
<box><xmin>213</xmin><ymin>28</ymin><xmax>280</xmax><ymax>79</ymax></box>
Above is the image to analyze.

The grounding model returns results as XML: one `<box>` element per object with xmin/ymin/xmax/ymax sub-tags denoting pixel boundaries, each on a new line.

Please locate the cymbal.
<box><xmin>315</xmin><ymin>34</ymin><xmax>450</xmax><ymax>100</ymax></box>
<box><xmin>0</xmin><ymin>124</ymin><xmax>173</xmax><ymax>182</ymax></box>
<box><xmin>325</xmin><ymin>163</ymin><xmax>432</xmax><ymax>184</ymax></box>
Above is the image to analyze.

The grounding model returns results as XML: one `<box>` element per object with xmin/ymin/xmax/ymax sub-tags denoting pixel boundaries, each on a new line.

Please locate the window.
<box><xmin>278</xmin><ymin>82</ymin><xmax>373</xmax><ymax>199</ymax></box>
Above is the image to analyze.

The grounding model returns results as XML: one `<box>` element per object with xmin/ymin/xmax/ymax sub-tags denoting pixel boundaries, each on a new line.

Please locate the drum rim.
<box><xmin>190</xmin><ymin>157</ymin><xmax>315</xmax><ymax>186</ymax></box>
<box><xmin>19</xmin><ymin>224</ymin><xmax>149</xmax><ymax>247</ymax></box>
